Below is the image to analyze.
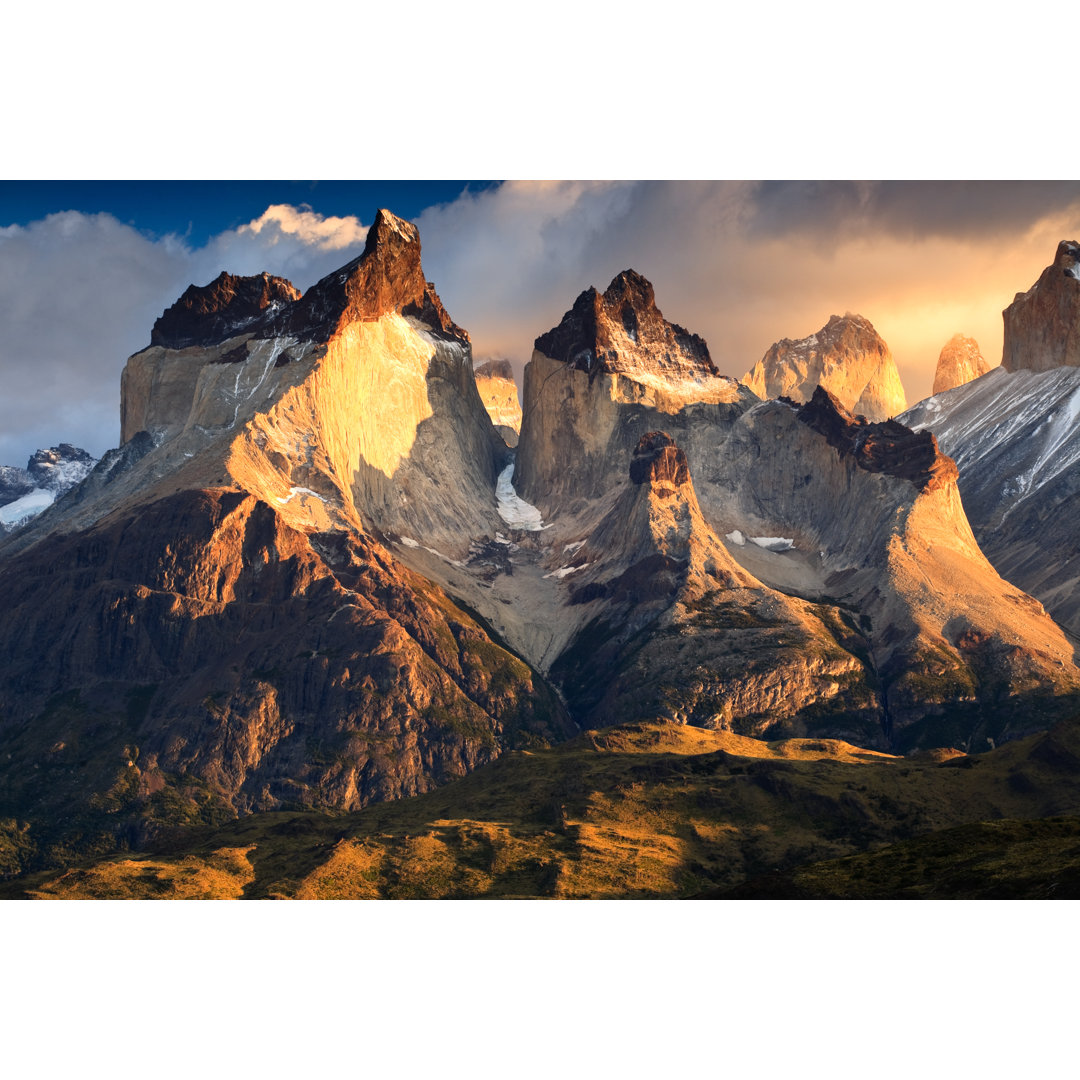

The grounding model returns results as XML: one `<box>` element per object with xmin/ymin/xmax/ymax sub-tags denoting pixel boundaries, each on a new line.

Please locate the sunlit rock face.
<box><xmin>933</xmin><ymin>334</ymin><xmax>990</xmax><ymax>395</ymax></box>
<box><xmin>473</xmin><ymin>358</ymin><xmax>522</xmax><ymax>446</ymax></box>
<box><xmin>0</xmin><ymin>210</ymin><xmax>572</xmax><ymax>863</ymax></box>
<box><xmin>115</xmin><ymin>208</ymin><xmax>505</xmax><ymax>551</ymax></box>
<box><xmin>1002</xmin><ymin>240</ymin><xmax>1080</xmax><ymax>373</ymax></box>
<box><xmin>518</xmin><ymin>274</ymin><xmax>1079</xmax><ymax>753</ymax></box>
<box><xmin>517</xmin><ymin>269</ymin><xmax>744</xmax><ymax>511</ymax></box>
<box><xmin>150</xmin><ymin>271</ymin><xmax>301</xmax><ymax>350</ymax></box>
<box><xmin>549</xmin><ymin>429</ymin><xmax>887</xmax><ymax>745</ymax></box>
<box><xmin>743</xmin><ymin>313</ymin><xmax>907</xmax><ymax>421</ymax></box>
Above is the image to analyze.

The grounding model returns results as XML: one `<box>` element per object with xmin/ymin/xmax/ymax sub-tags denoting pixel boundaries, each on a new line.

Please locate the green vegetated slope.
<box><xmin>5</xmin><ymin>712</ymin><xmax>1080</xmax><ymax>900</ymax></box>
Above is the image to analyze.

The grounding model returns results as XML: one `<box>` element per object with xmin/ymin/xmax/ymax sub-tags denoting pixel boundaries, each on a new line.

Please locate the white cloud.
<box><xmin>3</xmin><ymin>185</ymin><xmax>1080</xmax><ymax>471</ymax></box>
<box><xmin>0</xmin><ymin>206</ymin><xmax>370</xmax><ymax>467</ymax></box>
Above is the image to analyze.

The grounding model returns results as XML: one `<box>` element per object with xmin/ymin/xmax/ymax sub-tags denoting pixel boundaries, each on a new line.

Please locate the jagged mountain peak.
<box><xmin>150</xmin><ymin>270</ymin><xmax>301</xmax><ymax>350</ymax></box>
<box><xmin>744</xmin><ymin>312</ymin><xmax>907</xmax><ymax>421</ymax></box>
<box><xmin>795</xmin><ymin>385</ymin><xmax>957</xmax><ymax>492</ymax></box>
<box><xmin>274</xmin><ymin>207</ymin><xmax>467</xmax><ymax>345</ymax></box>
<box><xmin>1002</xmin><ymin>239</ymin><xmax>1080</xmax><ymax>373</ymax></box>
<box><xmin>933</xmin><ymin>333</ymin><xmax>989</xmax><ymax>395</ymax></box>
<box><xmin>534</xmin><ymin>268</ymin><xmax>716</xmax><ymax>382</ymax></box>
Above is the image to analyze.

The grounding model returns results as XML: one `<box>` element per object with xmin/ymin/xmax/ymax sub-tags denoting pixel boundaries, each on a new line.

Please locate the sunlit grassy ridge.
<box><xmin>5</xmin><ymin>716</ymin><xmax>1080</xmax><ymax>899</ymax></box>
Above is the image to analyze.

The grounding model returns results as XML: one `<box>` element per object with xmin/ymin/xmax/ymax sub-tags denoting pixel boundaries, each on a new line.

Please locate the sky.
<box><xmin>2</xmin><ymin>179</ymin><xmax>1079</xmax><ymax>468</ymax></box>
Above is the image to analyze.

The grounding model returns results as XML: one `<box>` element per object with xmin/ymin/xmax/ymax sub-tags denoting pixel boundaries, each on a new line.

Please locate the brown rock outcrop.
<box><xmin>933</xmin><ymin>334</ymin><xmax>990</xmax><ymax>394</ymax></box>
<box><xmin>1002</xmin><ymin>240</ymin><xmax>1080</xmax><ymax>372</ymax></box>
<box><xmin>796</xmin><ymin>386</ymin><xmax>958</xmax><ymax>492</ymax></box>
<box><xmin>628</xmin><ymin>431</ymin><xmax>691</xmax><ymax>488</ymax></box>
<box><xmin>744</xmin><ymin>313</ymin><xmax>907</xmax><ymax>421</ymax></box>
<box><xmin>0</xmin><ymin>486</ymin><xmax>573</xmax><ymax>868</ymax></box>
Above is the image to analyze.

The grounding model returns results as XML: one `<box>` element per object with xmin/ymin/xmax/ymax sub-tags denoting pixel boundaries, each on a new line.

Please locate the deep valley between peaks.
<box><xmin>2</xmin><ymin>211</ymin><xmax>1080</xmax><ymax>898</ymax></box>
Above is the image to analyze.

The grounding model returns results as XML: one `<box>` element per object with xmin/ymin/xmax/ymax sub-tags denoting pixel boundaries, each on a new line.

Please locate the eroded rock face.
<box><xmin>151</xmin><ymin>271</ymin><xmax>301</xmax><ymax>350</ymax></box>
<box><xmin>1002</xmin><ymin>240</ymin><xmax>1080</xmax><ymax>372</ymax></box>
<box><xmin>628</xmin><ymin>431</ymin><xmax>691</xmax><ymax>488</ymax></box>
<box><xmin>903</xmin><ymin>364</ymin><xmax>1080</xmax><ymax>638</ymax></box>
<box><xmin>517</xmin><ymin>271</ymin><xmax>743</xmax><ymax>510</ymax></box>
<box><xmin>0</xmin><ymin>209</ymin><xmax>544</xmax><ymax>869</ymax></box>
<box><xmin>516</xmin><ymin>275</ymin><xmax>1079</xmax><ymax>753</ymax></box>
<box><xmin>113</xmin><ymin>207</ymin><xmax>504</xmax><ymax>553</ymax></box>
<box><xmin>933</xmin><ymin>334</ymin><xmax>990</xmax><ymax>395</ymax></box>
<box><xmin>743</xmin><ymin>312</ymin><xmax>907</xmax><ymax>421</ymax></box>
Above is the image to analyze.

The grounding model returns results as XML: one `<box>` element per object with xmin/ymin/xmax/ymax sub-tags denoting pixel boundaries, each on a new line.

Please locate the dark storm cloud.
<box><xmin>747</xmin><ymin>180</ymin><xmax>1080</xmax><ymax>243</ymax></box>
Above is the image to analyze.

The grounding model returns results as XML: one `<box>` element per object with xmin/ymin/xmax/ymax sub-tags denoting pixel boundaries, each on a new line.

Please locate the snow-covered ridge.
<box><xmin>902</xmin><ymin>366</ymin><xmax>1080</xmax><ymax>502</ymax></box>
<box><xmin>0</xmin><ymin>445</ymin><xmax>98</xmax><ymax>534</ymax></box>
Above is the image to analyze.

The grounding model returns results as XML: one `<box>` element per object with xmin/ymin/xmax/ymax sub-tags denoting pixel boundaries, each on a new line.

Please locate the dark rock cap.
<box><xmin>796</xmin><ymin>386</ymin><xmax>958</xmax><ymax>492</ymax></box>
<box><xmin>271</xmin><ymin>208</ymin><xmax>468</xmax><ymax>345</ymax></box>
<box><xmin>148</xmin><ymin>210</ymin><xmax>467</xmax><ymax>351</ymax></box>
<box><xmin>151</xmin><ymin>271</ymin><xmax>301</xmax><ymax>350</ymax></box>
<box><xmin>629</xmin><ymin>431</ymin><xmax>691</xmax><ymax>488</ymax></box>
<box><xmin>535</xmin><ymin>269</ymin><xmax>715</xmax><ymax>378</ymax></box>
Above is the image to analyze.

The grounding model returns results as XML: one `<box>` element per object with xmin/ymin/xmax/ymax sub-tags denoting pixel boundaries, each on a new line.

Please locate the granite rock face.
<box><xmin>797</xmin><ymin>387</ymin><xmax>958</xmax><ymax>492</ymax></box>
<box><xmin>744</xmin><ymin>312</ymin><xmax>908</xmax><ymax>421</ymax></box>
<box><xmin>473</xmin><ymin>358</ymin><xmax>522</xmax><ymax>445</ymax></box>
<box><xmin>933</xmin><ymin>334</ymin><xmax>990</xmax><ymax>395</ymax></box>
<box><xmin>518</xmin><ymin>277</ymin><xmax>1079</xmax><ymax>752</ymax></box>
<box><xmin>1002</xmin><ymin>240</ymin><xmax>1080</xmax><ymax>372</ymax></box>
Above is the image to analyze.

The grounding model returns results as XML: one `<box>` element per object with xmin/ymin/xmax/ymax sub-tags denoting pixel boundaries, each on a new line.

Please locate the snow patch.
<box><xmin>0</xmin><ymin>488</ymin><xmax>55</xmax><ymax>526</ymax></box>
<box><xmin>496</xmin><ymin>462</ymin><xmax>549</xmax><ymax>530</ymax></box>
<box><xmin>563</xmin><ymin>540</ymin><xmax>586</xmax><ymax>555</ymax></box>
<box><xmin>544</xmin><ymin>563</ymin><xmax>589</xmax><ymax>580</ymax></box>
<box><xmin>725</xmin><ymin>529</ymin><xmax>746</xmax><ymax>546</ymax></box>
<box><xmin>396</xmin><ymin>535</ymin><xmax>466</xmax><ymax>568</ymax></box>
<box><xmin>750</xmin><ymin>536</ymin><xmax>794</xmax><ymax>552</ymax></box>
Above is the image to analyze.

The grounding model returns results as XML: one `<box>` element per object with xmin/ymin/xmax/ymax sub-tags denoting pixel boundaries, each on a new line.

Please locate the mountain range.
<box><xmin>1</xmin><ymin>212</ymin><xmax>1078</xmax><ymax>898</ymax></box>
